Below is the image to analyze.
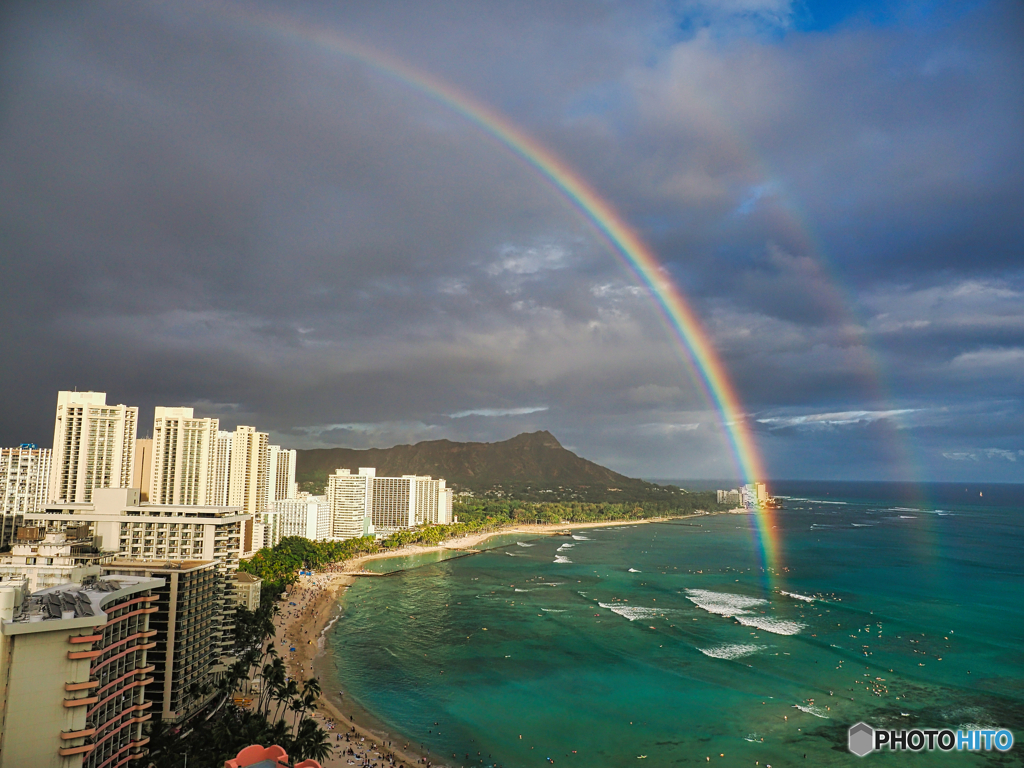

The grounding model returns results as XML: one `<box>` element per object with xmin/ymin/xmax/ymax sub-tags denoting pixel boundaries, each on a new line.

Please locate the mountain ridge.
<box><xmin>294</xmin><ymin>430</ymin><xmax>652</xmax><ymax>493</ymax></box>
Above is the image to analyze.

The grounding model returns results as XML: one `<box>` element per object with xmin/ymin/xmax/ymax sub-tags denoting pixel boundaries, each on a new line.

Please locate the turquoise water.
<box><xmin>323</xmin><ymin>487</ymin><xmax>1024</xmax><ymax>767</ymax></box>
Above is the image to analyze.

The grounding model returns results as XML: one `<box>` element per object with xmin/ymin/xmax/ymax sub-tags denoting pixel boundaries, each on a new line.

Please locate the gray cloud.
<box><xmin>1</xmin><ymin>0</ymin><xmax>1021</xmax><ymax>482</ymax></box>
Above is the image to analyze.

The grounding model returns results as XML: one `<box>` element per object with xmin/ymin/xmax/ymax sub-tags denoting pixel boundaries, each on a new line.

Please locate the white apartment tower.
<box><xmin>274</xmin><ymin>494</ymin><xmax>331</xmax><ymax>541</ymax></box>
<box><xmin>229</xmin><ymin>426</ymin><xmax>269</xmax><ymax>519</ymax></box>
<box><xmin>149</xmin><ymin>407</ymin><xmax>220</xmax><ymax>506</ymax></box>
<box><xmin>0</xmin><ymin>445</ymin><xmax>52</xmax><ymax>515</ymax></box>
<box><xmin>265</xmin><ymin>445</ymin><xmax>297</xmax><ymax>507</ymax></box>
<box><xmin>210</xmin><ymin>430</ymin><xmax>233</xmax><ymax>506</ymax></box>
<box><xmin>326</xmin><ymin>468</ymin><xmax>375</xmax><ymax>540</ymax></box>
<box><xmin>49</xmin><ymin>391</ymin><xmax>138</xmax><ymax>504</ymax></box>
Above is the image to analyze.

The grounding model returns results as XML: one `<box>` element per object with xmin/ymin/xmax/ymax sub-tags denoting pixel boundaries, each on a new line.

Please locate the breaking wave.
<box><xmin>554</xmin><ymin>555</ymin><xmax>572</xmax><ymax>564</ymax></box>
<box><xmin>736</xmin><ymin>616</ymin><xmax>806</xmax><ymax>635</ymax></box>
<box><xmin>684</xmin><ymin>589</ymin><xmax>767</xmax><ymax>617</ymax></box>
<box><xmin>793</xmin><ymin>704</ymin><xmax>830</xmax><ymax>718</ymax></box>
<box><xmin>779</xmin><ymin>590</ymin><xmax>814</xmax><ymax>602</ymax></box>
<box><xmin>697</xmin><ymin>643</ymin><xmax>765</xmax><ymax>660</ymax></box>
<box><xmin>599</xmin><ymin>602</ymin><xmax>660</xmax><ymax>621</ymax></box>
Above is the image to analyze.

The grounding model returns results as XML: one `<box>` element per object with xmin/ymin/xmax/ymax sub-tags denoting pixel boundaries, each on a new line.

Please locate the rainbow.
<box><xmin>218</xmin><ymin>8</ymin><xmax>782</xmax><ymax>579</ymax></box>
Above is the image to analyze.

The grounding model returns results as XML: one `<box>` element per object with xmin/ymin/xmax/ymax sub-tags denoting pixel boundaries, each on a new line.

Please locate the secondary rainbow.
<box><xmin>222</xmin><ymin>8</ymin><xmax>782</xmax><ymax>578</ymax></box>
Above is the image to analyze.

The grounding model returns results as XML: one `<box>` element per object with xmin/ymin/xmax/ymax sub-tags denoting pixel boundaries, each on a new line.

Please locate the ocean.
<box><xmin>320</xmin><ymin>482</ymin><xmax>1024</xmax><ymax>766</ymax></box>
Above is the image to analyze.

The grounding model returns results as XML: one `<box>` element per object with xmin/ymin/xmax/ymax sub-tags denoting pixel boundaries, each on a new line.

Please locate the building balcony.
<box><xmin>65</xmin><ymin>679</ymin><xmax>100</xmax><ymax>692</ymax></box>
<box><xmin>68</xmin><ymin>649</ymin><xmax>103</xmax><ymax>660</ymax></box>
<box><xmin>58</xmin><ymin>743</ymin><xmax>95</xmax><ymax>757</ymax></box>
<box><xmin>61</xmin><ymin>727</ymin><xmax>97</xmax><ymax>740</ymax></box>
<box><xmin>69</xmin><ymin>633</ymin><xmax>102</xmax><ymax>644</ymax></box>
<box><xmin>64</xmin><ymin>696</ymin><xmax>99</xmax><ymax>708</ymax></box>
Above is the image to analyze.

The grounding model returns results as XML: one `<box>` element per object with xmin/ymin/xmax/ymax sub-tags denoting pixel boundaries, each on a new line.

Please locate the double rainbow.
<box><xmin>222</xmin><ymin>9</ymin><xmax>781</xmax><ymax>578</ymax></box>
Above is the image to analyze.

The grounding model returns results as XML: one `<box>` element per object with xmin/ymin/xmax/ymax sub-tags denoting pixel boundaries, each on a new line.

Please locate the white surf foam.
<box><xmin>506</xmin><ymin>552</ymin><xmax>524</xmax><ymax>557</ymax></box>
<box><xmin>516</xmin><ymin>542</ymin><xmax>535</xmax><ymax>547</ymax></box>
<box><xmin>628</xmin><ymin>568</ymin><xmax>641</xmax><ymax>573</ymax></box>
<box><xmin>779</xmin><ymin>590</ymin><xmax>814</xmax><ymax>602</ymax></box>
<box><xmin>793</xmin><ymin>704</ymin><xmax>830</xmax><ymax>718</ymax></box>
<box><xmin>541</xmin><ymin>608</ymin><xmax>565</xmax><ymax>612</ymax></box>
<box><xmin>736</xmin><ymin>616</ymin><xmax>806</xmax><ymax>635</ymax></box>
<box><xmin>557</xmin><ymin>543</ymin><xmax>574</xmax><ymax>551</ymax></box>
<box><xmin>599</xmin><ymin>602</ymin><xmax>659</xmax><ymax>621</ymax></box>
<box><xmin>571</xmin><ymin>534</ymin><xmax>592</xmax><ymax>540</ymax></box>
<box><xmin>697</xmin><ymin>643</ymin><xmax>766</xmax><ymax>660</ymax></box>
<box><xmin>554</xmin><ymin>555</ymin><xmax>572</xmax><ymax>564</ymax></box>
<box><xmin>514</xmin><ymin>588</ymin><xmax>532</xmax><ymax>592</ymax></box>
<box><xmin>684</xmin><ymin>589</ymin><xmax>767</xmax><ymax>617</ymax></box>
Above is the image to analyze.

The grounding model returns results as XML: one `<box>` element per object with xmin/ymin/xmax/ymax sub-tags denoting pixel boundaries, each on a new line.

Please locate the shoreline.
<box><xmin>275</xmin><ymin>514</ymin><xmax>716</xmax><ymax>767</ymax></box>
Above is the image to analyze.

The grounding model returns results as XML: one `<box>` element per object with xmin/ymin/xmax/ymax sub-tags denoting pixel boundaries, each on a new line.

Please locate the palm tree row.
<box><xmin>144</xmin><ymin>600</ymin><xmax>332</xmax><ymax>767</ymax></box>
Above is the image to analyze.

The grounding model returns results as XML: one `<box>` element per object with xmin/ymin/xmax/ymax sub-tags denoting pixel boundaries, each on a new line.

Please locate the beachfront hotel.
<box><xmin>0</xmin><ymin>570</ymin><xmax>162</xmax><ymax>768</ymax></box>
<box><xmin>326</xmin><ymin>467</ymin><xmax>453</xmax><ymax>538</ymax></box>
<box><xmin>274</xmin><ymin>493</ymin><xmax>331</xmax><ymax>541</ymax></box>
<box><xmin>101</xmin><ymin>559</ymin><xmax>221</xmax><ymax>724</ymax></box>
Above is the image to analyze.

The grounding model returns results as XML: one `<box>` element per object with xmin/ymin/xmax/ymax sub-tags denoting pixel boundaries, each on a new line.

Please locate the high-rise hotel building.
<box><xmin>326</xmin><ymin>468</ymin><xmax>375</xmax><ymax>540</ymax></box>
<box><xmin>326</xmin><ymin>468</ymin><xmax>452</xmax><ymax>539</ymax></box>
<box><xmin>1</xmin><ymin>445</ymin><xmax>53</xmax><ymax>547</ymax></box>
<box><xmin>229</xmin><ymin>427</ymin><xmax>269</xmax><ymax>520</ymax></box>
<box><xmin>210</xmin><ymin>430</ymin><xmax>233</xmax><ymax>507</ymax></box>
<box><xmin>149</xmin><ymin>407</ymin><xmax>220</xmax><ymax>507</ymax></box>
<box><xmin>49</xmin><ymin>392</ymin><xmax>138</xmax><ymax>505</ymax></box>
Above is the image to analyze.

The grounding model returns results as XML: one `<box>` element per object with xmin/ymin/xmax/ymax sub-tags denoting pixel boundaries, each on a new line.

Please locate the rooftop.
<box><xmin>107</xmin><ymin>559</ymin><xmax>215</xmax><ymax>572</ymax></box>
<box><xmin>10</xmin><ymin>574</ymin><xmax>159</xmax><ymax>624</ymax></box>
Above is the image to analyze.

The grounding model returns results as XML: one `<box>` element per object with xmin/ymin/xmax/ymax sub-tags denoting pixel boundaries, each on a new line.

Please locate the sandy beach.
<box><xmin>270</xmin><ymin>516</ymin><xmax>705</xmax><ymax>767</ymax></box>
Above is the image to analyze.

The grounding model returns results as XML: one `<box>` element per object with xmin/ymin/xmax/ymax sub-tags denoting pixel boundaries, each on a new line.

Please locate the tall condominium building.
<box><xmin>326</xmin><ymin>468</ymin><xmax>375</xmax><ymax>540</ymax></box>
<box><xmin>0</xmin><ymin>571</ymin><xmax>162</xmax><ymax>768</ymax></box>
<box><xmin>102</xmin><ymin>560</ymin><xmax>219</xmax><ymax>724</ymax></box>
<box><xmin>49</xmin><ymin>391</ymin><xmax>138</xmax><ymax>505</ymax></box>
<box><xmin>1</xmin><ymin>445</ymin><xmax>53</xmax><ymax>547</ymax></box>
<box><xmin>1</xmin><ymin>445</ymin><xmax>53</xmax><ymax>514</ymax></box>
<box><xmin>326</xmin><ymin>468</ymin><xmax>452</xmax><ymax>538</ymax></box>
<box><xmin>149</xmin><ymin>407</ymin><xmax>220</xmax><ymax>506</ymax></box>
<box><xmin>132</xmin><ymin>438</ymin><xmax>152</xmax><ymax>501</ymax></box>
<box><xmin>229</xmin><ymin>426</ymin><xmax>269</xmax><ymax>520</ymax></box>
<box><xmin>265</xmin><ymin>445</ymin><xmax>297</xmax><ymax>506</ymax></box>
<box><xmin>371</xmin><ymin>474</ymin><xmax>452</xmax><ymax>534</ymax></box>
<box><xmin>274</xmin><ymin>494</ymin><xmax>331</xmax><ymax>542</ymax></box>
<box><xmin>210</xmin><ymin>430</ymin><xmax>233</xmax><ymax>507</ymax></box>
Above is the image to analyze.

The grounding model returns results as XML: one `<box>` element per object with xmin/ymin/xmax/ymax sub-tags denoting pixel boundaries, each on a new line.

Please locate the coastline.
<box><xmin>275</xmin><ymin>514</ymin><xmax>713</xmax><ymax>767</ymax></box>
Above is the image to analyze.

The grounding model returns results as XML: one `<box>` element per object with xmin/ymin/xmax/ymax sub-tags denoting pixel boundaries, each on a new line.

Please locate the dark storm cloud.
<box><xmin>0</xmin><ymin>0</ymin><xmax>1021</xmax><ymax>482</ymax></box>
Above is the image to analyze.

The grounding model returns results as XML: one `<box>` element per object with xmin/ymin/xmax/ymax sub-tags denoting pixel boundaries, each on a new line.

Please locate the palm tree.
<box><xmin>291</xmin><ymin>719</ymin><xmax>332</xmax><ymax>764</ymax></box>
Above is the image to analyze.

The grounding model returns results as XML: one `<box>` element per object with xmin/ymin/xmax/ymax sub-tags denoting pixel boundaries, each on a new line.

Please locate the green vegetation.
<box><xmin>453</xmin><ymin>492</ymin><xmax>727</xmax><ymax>524</ymax></box>
<box><xmin>240</xmin><ymin>535</ymin><xmax>378</xmax><ymax>605</ymax></box>
<box><xmin>144</xmin><ymin>600</ymin><xmax>332</xmax><ymax>767</ymax></box>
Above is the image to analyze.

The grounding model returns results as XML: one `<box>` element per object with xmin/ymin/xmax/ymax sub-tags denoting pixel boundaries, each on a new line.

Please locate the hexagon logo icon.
<box><xmin>848</xmin><ymin>722</ymin><xmax>875</xmax><ymax>757</ymax></box>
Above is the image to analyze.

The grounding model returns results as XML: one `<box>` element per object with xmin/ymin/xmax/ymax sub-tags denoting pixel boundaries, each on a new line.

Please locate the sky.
<box><xmin>1</xmin><ymin>0</ymin><xmax>1021</xmax><ymax>483</ymax></box>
